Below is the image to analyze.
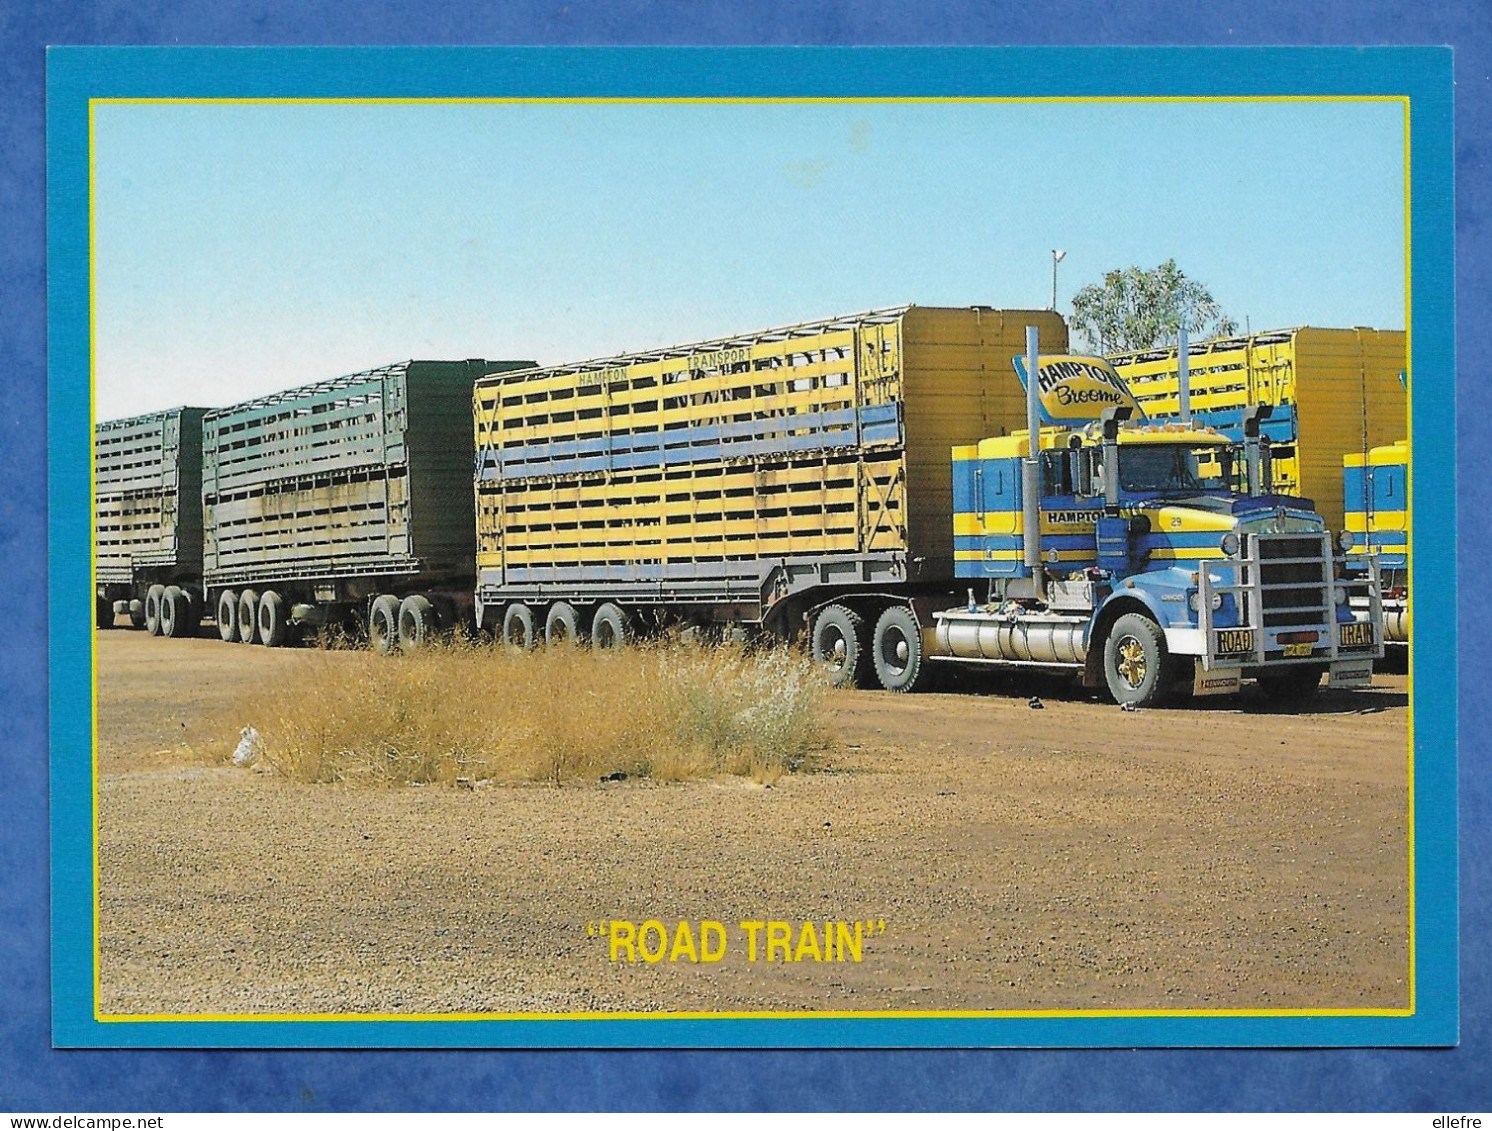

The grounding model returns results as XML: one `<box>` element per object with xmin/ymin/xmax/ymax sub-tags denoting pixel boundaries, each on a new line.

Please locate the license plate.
<box><xmin>1214</xmin><ymin>628</ymin><xmax>1255</xmax><ymax>656</ymax></box>
<box><xmin>1282</xmin><ymin>642</ymin><xmax>1314</xmax><ymax>658</ymax></box>
<box><xmin>1339</xmin><ymin>620</ymin><xmax>1373</xmax><ymax>648</ymax></box>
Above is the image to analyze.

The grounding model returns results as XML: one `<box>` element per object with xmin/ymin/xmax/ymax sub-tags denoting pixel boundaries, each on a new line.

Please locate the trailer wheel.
<box><xmin>398</xmin><ymin>594</ymin><xmax>437</xmax><ymax>651</ymax></box>
<box><xmin>544</xmin><ymin>602</ymin><xmax>583</xmax><ymax>646</ymax></box>
<box><xmin>1254</xmin><ymin>664</ymin><xmax>1324</xmax><ymax>706</ymax></box>
<box><xmin>96</xmin><ymin>595</ymin><xmax>113</xmax><ymax>630</ymax></box>
<box><xmin>144</xmin><ymin>584</ymin><xmax>165</xmax><ymax>636</ymax></box>
<box><xmin>811</xmin><ymin>604</ymin><xmax>870</xmax><ymax>688</ymax></box>
<box><xmin>258</xmin><ymin>590</ymin><xmax>288</xmax><ymax>648</ymax></box>
<box><xmin>1102</xmin><ymin>613</ymin><xmax>1174</xmax><ymax>708</ymax></box>
<box><xmin>216</xmin><ymin>590</ymin><xmax>239</xmax><ymax>642</ymax></box>
<box><xmin>591</xmin><ymin>603</ymin><xmax>632</xmax><ymax>650</ymax></box>
<box><xmin>128</xmin><ymin>599</ymin><xmax>146</xmax><ymax>629</ymax></box>
<box><xmin>872</xmin><ymin>605</ymin><xmax>934</xmax><ymax>693</ymax></box>
<box><xmin>160</xmin><ymin>585</ymin><xmax>190</xmax><ymax>639</ymax></box>
<box><xmin>502</xmin><ymin>603</ymin><xmax>536</xmax><ymax>650</ymax></box>
<box><xmin>237</xmin><ymin>589</ymin><xmax>260</xmax><ymax>645</ymax></box>
<box><xmin>369</xmin><ymin>594</ymin><xmax>400</xmax><ymax>655</ymax></box>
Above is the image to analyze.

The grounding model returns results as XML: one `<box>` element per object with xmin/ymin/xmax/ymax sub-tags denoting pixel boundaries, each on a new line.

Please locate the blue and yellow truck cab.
<box><xmin>925</xmin><ymin>336</ymin><xmax>1384</xmax><ymax>706</ymax></box>
<box><xmin>1344</xmin><ymin>440</ymin><xmax>1409</xmax><ymax>646</ymax></box>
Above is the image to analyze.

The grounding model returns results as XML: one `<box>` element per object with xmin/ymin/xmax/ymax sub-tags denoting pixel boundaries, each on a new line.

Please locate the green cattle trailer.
<box><xmin>94</xmin><ymin>406</ymin><xmax>210</xmax><ymax>636</ymax></box>
<box><xmin>201</xmin><ymin>358</ymin><xmax>532</xmax><ymax>650</ymax></box>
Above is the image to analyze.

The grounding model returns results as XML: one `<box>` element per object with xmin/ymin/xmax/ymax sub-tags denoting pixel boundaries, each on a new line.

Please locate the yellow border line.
<box><xmin>89</xmin><ymin>92</ymin><xmax>1418</xmax><ymax>1026</ymax></box>
<box><xmin>1403</xmin><ymin>94</ymin><xmax>1417</xmax><ymax>1017</ymax></box>
<box><xmin>101</xmin><ymin>1007</ymin><xmax>1415</xmax><ymax>1024</ymax></box>
<box><xmin>89</xmin><ymin>95</ymin><xmax>1408</xmax><ymax>106</ymax></box>
<box><xmin>90</xmin><ymin>96</ymin><xmax>103</xmax><ymax>1017</ymax></box>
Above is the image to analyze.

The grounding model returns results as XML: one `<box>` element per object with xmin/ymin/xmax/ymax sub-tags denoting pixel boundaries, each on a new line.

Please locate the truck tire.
<box><xmin>160</xmin><ymin>585</ymin><xmax>190</xmax><ymax>639</ymax></box>
<box><xmin>398</xmin><ymin>594</ymin><xmax>436</xmax><ymax>651</ymax></box>
<box><xmin>237</xmin><ymin>589</ymin><xmax>260</xmax><ymax>645</ymax></box>
<box><xmin>144</xmin><ymin>584</ymin><xmax>165</xmax><ymax>636</ymax></box>
<box><xmin>128</xmin><ymin>599</ymin><xmax>147</xmax><ymax>629</ymax></box>
<box><xmin>591</xmin><ymin>603</ymin><xmax>631</xmax><ymax>650</ymax></box>
<box><xmin>544</xmin><ymin>602</ymin><xmax>583</xmax><ymax>645</ymax></box>
<box><xmin>369</xmin><ymin>594</ymin><xmax>400</xmax><ymax>655</ymax></box>
<box><xmin>1103</xmin><ymin>613</ymin><xmax>1174</xmax><ymax>708</ymax></box>
<box><xmin>872</xmin><ymin>605</ymin><xmax>934</xmax><ymax>693</ymax></box>
<box><xmin>503</xmin><ymin>603</ymin><xmax>536</xmax><ymax>649</ymax></box>
<box><xmin>96</xmin><ymin>595</ymin><xmax>113</xmax><ymax>629</ymax></box>
<box><xmin>258</xmin><ymin>590</ymin><xmax>289</xmax><ymax>648</ymax></box>
<box><xmin>1255</xmin><ymin>664</ymin><xmax>1324</xmax><ymax>706</ymax></box>
<box><xmin>217</xmin><ymin>590</ymin><xmax>239</xmax><ymax>643</ymax></box>
<box><xmin>811</xmin><ymin>604</ymin><xmax>870</xmax><ymax>688</ymax></box>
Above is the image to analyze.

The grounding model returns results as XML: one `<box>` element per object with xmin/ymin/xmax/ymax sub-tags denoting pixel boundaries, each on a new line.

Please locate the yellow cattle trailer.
<box><xmin>472</xmin><ymin>305</ymin><xmax>1067</xmax><ymax>642</ymax></box>
<box><xmin>1109</xmin><ymin>327</ymin><xmax>1406</xmax><ymax>534</ymax></box>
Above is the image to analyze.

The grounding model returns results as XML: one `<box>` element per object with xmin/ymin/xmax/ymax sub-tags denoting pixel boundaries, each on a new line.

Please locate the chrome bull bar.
<box><xmin>1196</xmin><ymin>531</ymin><xmax>1384</xmax><ymax>671</ymax></box>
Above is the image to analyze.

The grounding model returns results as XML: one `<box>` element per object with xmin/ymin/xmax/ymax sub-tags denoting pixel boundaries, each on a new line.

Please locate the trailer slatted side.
<box><xmin>473</xmin><ymin>306</ymin><xmax>1065</xmax><ymax>613</ymax></box>
<box><xmin>94</xmin><ymin>408</ymin><xmax>207</xmax><ymax>585</ymax></box>
<box><xmin>202</xmin><ymin>360</ymin><xmax>528</xmax><ymax>589</ymax></box>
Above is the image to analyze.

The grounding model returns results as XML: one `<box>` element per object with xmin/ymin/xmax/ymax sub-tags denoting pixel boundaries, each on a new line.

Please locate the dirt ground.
<box><xmin>94</xmin><ymin>628</ymin><xmax>1411</xmax><ymax>1017</ymax></box>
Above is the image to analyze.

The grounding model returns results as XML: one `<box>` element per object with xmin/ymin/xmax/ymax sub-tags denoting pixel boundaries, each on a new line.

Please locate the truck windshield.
<box><xmin>1118</xmin><ymin>444</ymin><xmax>1229</xmax><ymax>494</ymax></box>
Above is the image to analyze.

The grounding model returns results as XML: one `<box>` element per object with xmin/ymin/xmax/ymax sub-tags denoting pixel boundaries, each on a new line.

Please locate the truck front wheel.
<box><xmin>1103</xmin><ymin>613</ymin><xmax>1174</xmax><ymax>708</ymax></box>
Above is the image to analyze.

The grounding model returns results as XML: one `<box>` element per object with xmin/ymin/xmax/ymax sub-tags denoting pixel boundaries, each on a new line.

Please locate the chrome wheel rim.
<box><xmin>1116</xmin><ymin>635</ymin><xmax>1148</xmax><ymax>688</ymax></box>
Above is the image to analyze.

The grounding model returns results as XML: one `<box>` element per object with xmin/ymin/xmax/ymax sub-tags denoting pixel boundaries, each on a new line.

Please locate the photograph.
<box><xmin>43</xmin><ymin>46</ymin><xmax>1456</xmax><ymax>1053</ymax></box>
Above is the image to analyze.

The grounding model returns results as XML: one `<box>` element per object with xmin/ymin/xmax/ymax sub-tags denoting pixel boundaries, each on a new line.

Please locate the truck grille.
<box><xmin>1256</xmin><ymin>533</ymin><xmax>1331</xmax><ymax>628</ymax></box>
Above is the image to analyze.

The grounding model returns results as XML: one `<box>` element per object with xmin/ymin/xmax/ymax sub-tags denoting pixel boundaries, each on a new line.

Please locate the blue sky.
<box><xmin>93</xmin><ymin>98</ymin><xmax>1405</xmax><ymax>418</ymax></box>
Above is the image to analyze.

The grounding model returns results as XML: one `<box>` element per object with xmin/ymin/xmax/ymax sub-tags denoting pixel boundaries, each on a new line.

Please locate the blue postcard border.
<box><xmin>46</xmin><ymin>45</ymin><xmax>1458</xmax><ymax>1050</ymax></box>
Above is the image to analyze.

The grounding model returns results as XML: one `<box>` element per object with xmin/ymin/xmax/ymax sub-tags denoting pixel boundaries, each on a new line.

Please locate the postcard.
<box><xmin>46</xmin><ymin>45</ymin><xmax>1456</xmax><ymax>1049</ymax></box>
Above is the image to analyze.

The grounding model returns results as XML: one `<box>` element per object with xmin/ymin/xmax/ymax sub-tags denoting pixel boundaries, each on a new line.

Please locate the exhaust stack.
<box><xmin>1022</xmin><ymin>325</ymin><xmax>1044</xmax><ymax>595</ymax></box>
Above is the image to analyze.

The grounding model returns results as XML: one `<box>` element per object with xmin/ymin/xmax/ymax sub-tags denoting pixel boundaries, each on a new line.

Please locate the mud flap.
<box><xmin>1328</xmin><ymin>658</ymin><xmax>1375</xmax><ymax>689</ymax></box>
<box><xmin>1192</xmin><ymin>659</ymin><xmax>1242</xmax><ymax>697</ymax></box>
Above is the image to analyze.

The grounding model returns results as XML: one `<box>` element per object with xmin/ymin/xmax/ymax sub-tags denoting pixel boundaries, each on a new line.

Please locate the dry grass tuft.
<box><xmin>213</xmin><ymin>638</ymin><xmax>832</xmax><ymax>786</ymax></box>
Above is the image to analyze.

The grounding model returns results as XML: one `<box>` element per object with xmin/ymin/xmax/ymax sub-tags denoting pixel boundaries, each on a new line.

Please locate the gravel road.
<box><xmin>95</xmin><ymin>630</ymin><xmax>1411</xmax><ymax>1017</ymax></box>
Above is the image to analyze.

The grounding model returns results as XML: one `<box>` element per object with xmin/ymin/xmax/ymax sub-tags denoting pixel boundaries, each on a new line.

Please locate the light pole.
<box><xmin>1050</xmin><ymin>249</ymin><xmax>1066</xmax><ymax>310</ymax></box>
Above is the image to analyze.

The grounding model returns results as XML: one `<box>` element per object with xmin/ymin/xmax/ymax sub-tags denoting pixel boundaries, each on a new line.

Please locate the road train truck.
<box><xmin>201</xmin><ymin>358</ymin><xmax>531</xmax><ymax>650</ymax></box>
<box><xmin>471</xmin><ymin>306</ymin><xmax>1382</xmax><ymax>705</ymax></box>
<box><xmin>1344</xmin><ymin>439</ymin><xmax>1410</xmax><ymax>647</ymax></box>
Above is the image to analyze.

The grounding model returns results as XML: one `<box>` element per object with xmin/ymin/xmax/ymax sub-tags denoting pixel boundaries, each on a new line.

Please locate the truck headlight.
<box><xmin>1335</xmin><ymin>587</ymin><xmax>1348</xmax><ymax>605</ymax></box>
<box><xmin>1337</xmin><ymin>529</ymin><xmax>1355</xmax><ymax>552</ymax></box>
<box><xmin>1220</xmin><ymin>532</ymin><xmax>1240</xmax><ymax>556</ymax></box>
<box><xmin>1188</xmin><ymin>591</ymin><xmax>1224</xmax><ymax>612</ymax></box>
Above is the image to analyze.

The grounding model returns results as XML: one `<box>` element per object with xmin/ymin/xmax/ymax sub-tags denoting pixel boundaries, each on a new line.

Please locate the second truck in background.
<box><xmin>1109</xmin><ymin>326</ymin><xmax>1408</xmax><ymax>648</ymax></box>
